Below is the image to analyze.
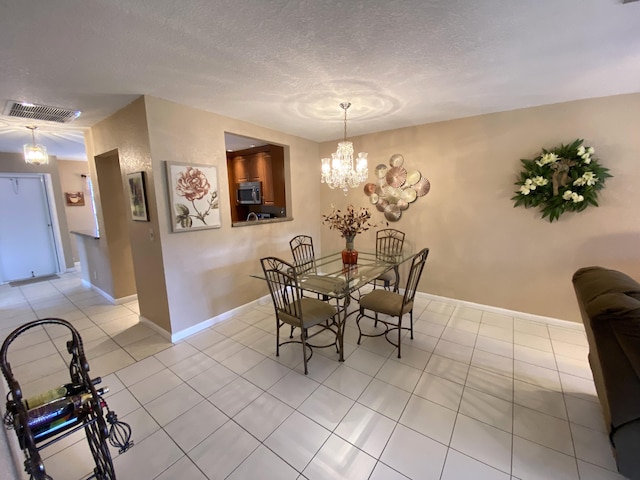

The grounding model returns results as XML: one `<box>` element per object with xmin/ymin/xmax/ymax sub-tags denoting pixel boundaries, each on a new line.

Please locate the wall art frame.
<box><xmin>165</xmin><ymin>161</ymin><xmax>221</xmax><ymax>232</ymax></box>
<box><xmin>126</xmin><ymin>171</ymin><xmax>149</xmax><ymax>221</ymax></box>
<box><xmin>65</xmin><ymin>192</ymin><xmax>85</xmax><ymax>206</ymax></box>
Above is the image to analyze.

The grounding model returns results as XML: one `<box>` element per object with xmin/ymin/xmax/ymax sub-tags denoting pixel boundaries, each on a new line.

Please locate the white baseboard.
<box><xmin>415</xmin><ymin>291</ymin><xmax>584</xmax><ymax>331</ymax></box>
<box><xmin>80</xmin><ymin>279</ymin><xmax>138</xmax><ymax>306</ymax></box>
<box><xmin>139</xmin><ymin>315</ymin><xmax>172</xmax><ymax>340</ymax></box>
<box><xmin>113</xmin><ymin>294</ymin><xmax>138</xmax><ymax>305</ymax></box>
<box><xmin>140</xmin><ymin>291</ymin><xmax>583</xmax><ymax>345</ymax></box>
<box><xmin>138</xmin><ymin>296</ymin><xmax>270</xmax><ymax>343</ymax></box>
<box><xmin>168</xmin><ymin>297</ymin><xmax>268</xmax><ymax>342</ymax></box>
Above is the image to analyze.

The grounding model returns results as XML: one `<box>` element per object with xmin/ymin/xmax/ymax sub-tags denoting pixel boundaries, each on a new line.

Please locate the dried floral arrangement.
<box><xmin>322</xmin><ymin>204</ymin><xmax>377</xmax><ymax>238</ymax></box>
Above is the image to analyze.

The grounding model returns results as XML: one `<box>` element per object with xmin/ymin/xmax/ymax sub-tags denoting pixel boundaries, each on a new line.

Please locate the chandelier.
<box><xmin>23</xmin><ymin>126</ymin><xmax>49</xmax><ymax>166</ymax></box>
<box><xmin>321</xmin><ymin>102</ymin><xmax>368</xmax><ymax>195</ymax></box>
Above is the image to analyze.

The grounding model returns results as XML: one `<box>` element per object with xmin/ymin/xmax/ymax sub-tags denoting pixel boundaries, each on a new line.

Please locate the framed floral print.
<box><xmin>126</xmin><ymin>172</ymin><xmax>149</xmax><ymax>221</ymax></box>
<box><xmin>165</xmin><ymin>162</ymin><xmax>221</xmax><ymax>232</ymax></box>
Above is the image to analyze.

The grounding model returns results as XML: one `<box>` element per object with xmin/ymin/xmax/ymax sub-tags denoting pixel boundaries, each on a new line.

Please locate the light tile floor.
<box><xmin>0</xmin><ymin>271</ymin><xmax>627</xmax><ymax>480</ymax></box>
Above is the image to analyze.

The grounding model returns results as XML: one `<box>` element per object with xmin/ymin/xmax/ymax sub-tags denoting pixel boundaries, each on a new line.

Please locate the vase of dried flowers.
<box><xmin>342</xmin><ymin>234</ymin><xmax>358</xmax><ymax>265</ymax></box>
<box><xmin>322</xmin><ymin>205</ymin><xmax>376</xmax><ymax>265</ymax></box>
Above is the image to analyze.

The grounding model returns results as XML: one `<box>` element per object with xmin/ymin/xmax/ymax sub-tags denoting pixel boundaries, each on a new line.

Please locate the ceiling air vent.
<box><xmin>3</xmin><ymin>100</ymin><xmax>81</xmax><ymax>123</ymax></box>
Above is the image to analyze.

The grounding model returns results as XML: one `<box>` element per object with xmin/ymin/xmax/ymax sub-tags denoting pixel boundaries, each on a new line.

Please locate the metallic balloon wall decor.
<box><xmin>363</xmin><ymin>154</ymin><xmax>430</xmax><ymax>222</ymax></box>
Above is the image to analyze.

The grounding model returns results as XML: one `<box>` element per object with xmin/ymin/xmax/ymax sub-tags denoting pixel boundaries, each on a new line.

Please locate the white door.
<box><xmin>0</xmin><ymin>175</ymin><xmax>60</xmax><ymax>282</ymax></box>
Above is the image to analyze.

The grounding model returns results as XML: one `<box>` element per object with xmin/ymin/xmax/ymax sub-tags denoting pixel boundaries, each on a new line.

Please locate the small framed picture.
<box><xmin>126</xmin><ymin>172</ymin><xmax>149</xmax><ymax>221</ymax></box>
<box><xmin>65</xmin><ymin>192</ymin><xmax>85</xmax><ymax>206</ymax></box>
<box><xmin>165</xmin><ymin>161</ymin><xmax>221</xmax><ymax>232</ymax></box>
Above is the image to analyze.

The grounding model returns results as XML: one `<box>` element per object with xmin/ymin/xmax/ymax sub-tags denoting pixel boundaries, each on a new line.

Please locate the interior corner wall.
<box><xmin>93</xmin><ymin>151</ymin><xmax>137</xmax><ymax>300</ymax></box>
<box><xmin>320</xmin><ymin>93</ymin><xmax>640</xmax><ymax>323</ymax></box>
<box><xmin>143</xmin><ymin>95</ymin><xmax>321</xmax><ymax>335</ymax></box>
<box><xmin>85</xmin><ymin>97</ymin><xmax>171</xmax><ymax>332</ymax></box>
<box><xmin>0</xmin><ymin>152</ymin><xmax>74</xmax><ymax>271</ymax></box>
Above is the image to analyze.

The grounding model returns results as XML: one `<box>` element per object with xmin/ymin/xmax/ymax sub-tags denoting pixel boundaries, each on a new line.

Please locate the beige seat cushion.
<box><xmin>376</xmin><ymin>270</ymin><xmax>396</xmax><ymax>283</ymax></box>
<box><xmin>279</xmin><ymin>297</ymin><xmax>336</xmax><ymax>328</ymax></box>
<box><xmin>359</xmin><ymin>290</ymin><xmax>413</xmax><ymax>317</ymax></box>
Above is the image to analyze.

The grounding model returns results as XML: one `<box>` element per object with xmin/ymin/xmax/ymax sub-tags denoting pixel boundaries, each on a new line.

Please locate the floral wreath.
<box><xmin>512</xmin><ymin>139</ymin><xmax>611</xmax><ymax>222</ymax></box>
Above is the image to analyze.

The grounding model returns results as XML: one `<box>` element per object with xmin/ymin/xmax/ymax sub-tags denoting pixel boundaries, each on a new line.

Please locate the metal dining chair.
<box><xmin>260</xmin><ymin>256</ymin><xmax>340</xmax><ymax>374</ymax></box>
<box><xmin>290</xmin><ymin>234</ymin><xmax>332</xmax><ymax>304</ymax></box>
<box><xmin>356</xmin><ymin>248</ymin><xmax>429</xmax><ymax>358</ymax></box>
<box><xmin>288</xmin><ymin>234</ymin><xmax>324</xmax><ymax>336</ymax></box>
<box><xmin>289</xmin><ymin>235</ymin><xmax>317</xmax><ymax>275</ymax></box>
<box><xmin>371</xmin><ymin>229</ymin><xmax>406</xmax><ymax>292</ymax></box>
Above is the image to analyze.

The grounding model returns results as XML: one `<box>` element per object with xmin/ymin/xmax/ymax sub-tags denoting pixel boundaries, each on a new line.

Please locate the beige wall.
<box><xmin>87</xmin><ymin>92</ymin><xmax>639</xmax><ymax>332</ymax></box>
<box><xmin>85</xmin><ymin>97</ymin><xmax>169</xmax><ymax>328</ymax></box>
<box><xmin>94</xmin><ymin>151</ymin><xmax>137</xmax><ymax>299</ymax></box>
<box><xmin>87</xmin><ymin>96</ymin><xmax>322</xmax><ymax>335</ymax></box>
<box><xmin>0</xmin><ymin>152</ymin><xmax>74</xmax><ymax>271</ymax></box>
<box><xmin>144</xmin><ymin>96</ymin><xmax>322</xmax><ymax>333</ymax></box>
<box><xmin>320</xmin><ymin>93</ymin><xmax>640</xmax><ymax>323</ymax></box>
<box><xmin>57</xmin><ymin>160</ymin><xmax>95</xmax><ymax>262</ymax></box>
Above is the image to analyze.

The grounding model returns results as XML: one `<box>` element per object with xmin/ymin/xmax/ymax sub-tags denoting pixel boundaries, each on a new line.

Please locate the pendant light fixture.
<box><xmin>321</xmin><ymin>102</ymin><xmax>368</xmax><ymax>195</ymax></box>
<box><xmin>23</xmin><ymin>126</ymin><xmax>49</xmax><ymax>166</ymax></box>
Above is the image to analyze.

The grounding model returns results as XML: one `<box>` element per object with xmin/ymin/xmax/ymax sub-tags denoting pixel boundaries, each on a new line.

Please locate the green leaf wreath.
<box><xmin>512</xmin><ymin>139</ymin><xmax>612</xmax><ymax>222</ymax></box>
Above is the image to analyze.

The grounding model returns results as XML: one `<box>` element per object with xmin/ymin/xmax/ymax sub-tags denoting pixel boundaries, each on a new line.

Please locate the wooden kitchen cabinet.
<box><xmin>226</xmin><ymin>144</ymin><xmax>286</xmax><ymax>221</ymax></box>
<box><xmin>232</xmin><ymin>155</ymin><xmax>249</xmax><ymax>183</ymax></box>
<box><xmin>232</xmin><ymin>154</ymin><xmax>259</xmax><ymax>183</ymax></box>
<box><xmin>256</xmin><ymin>153</ymin><xmax>274</xmax><ymax>205</ymax></box>
<box><xmin>269</xmin><ymin>148</ymin><xmax>285</xmax><ymax>207</ymax></box>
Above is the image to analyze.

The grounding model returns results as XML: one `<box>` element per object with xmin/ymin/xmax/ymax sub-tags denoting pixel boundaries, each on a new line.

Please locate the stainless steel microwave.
<box><xmin>236</xmin><ymin>181</ymin><xmax>262</xmax><ymax>205</ymax></box>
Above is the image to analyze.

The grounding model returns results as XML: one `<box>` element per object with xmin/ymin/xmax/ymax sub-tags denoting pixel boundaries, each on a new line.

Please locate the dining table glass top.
<box><xmin>253</xmin><ymin>250</ymin><xmax>415</xmax><ymax>299</ymax></box>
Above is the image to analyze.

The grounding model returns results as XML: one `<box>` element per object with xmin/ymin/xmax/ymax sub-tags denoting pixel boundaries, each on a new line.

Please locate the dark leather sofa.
<box><xmin>572</xmin><ymin>266</ymin><xmax>640</xmax><ymax>480</ymax></box>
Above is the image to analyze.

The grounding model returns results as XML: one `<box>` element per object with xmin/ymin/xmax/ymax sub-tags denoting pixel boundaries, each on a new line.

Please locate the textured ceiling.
<box><xmin>1</xmin><ymin>0</ymin><xmax>639</xmax><ymax>160</ymax></box>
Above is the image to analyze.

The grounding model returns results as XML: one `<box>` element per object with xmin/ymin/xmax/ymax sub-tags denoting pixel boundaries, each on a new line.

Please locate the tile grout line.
<box><xmin>3</xmin><ymin>274</ymin><xmax>611</xmax><ymax>480</ymax></box>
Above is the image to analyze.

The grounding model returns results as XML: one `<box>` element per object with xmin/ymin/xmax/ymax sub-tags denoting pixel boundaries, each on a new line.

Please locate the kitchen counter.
<box><xmin>70</xmin><ymin>229</ymin><xmax>100</xmax><ymax>239</ymax></box>
<box><xmin>231</xmin><ymin>216</ymin><xmax>292</xmax><ymax>227</ymax></box>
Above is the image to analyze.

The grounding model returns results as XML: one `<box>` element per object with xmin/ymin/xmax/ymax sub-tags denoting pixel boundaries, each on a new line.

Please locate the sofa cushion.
<box><xmin>573</xmin><ymin>266</ymin><xmax>640</xmax><ymax>479</ymax></box>
<box><xmin>578</xmin><ymin>271</ymin><xmax>640</xmax><ymax>379</ymax></box>
<box><xmin>587</xmin><ymin>291</ymin><xmax>640</xmax><ymax>375</ymax></box>
<box><xmin>573</xmin><ymin>266</ymin><xmax>640</xmax><ymax>305</ymax></box>
<box><xmin>573</xmin><ymin>267</ymin><xmax>640</xmax><ymax>427</ymax></box>
<box><xmin>587</xmin><ymin>292</ymin><xmax>640</xmax><ymax>324</ymax></box>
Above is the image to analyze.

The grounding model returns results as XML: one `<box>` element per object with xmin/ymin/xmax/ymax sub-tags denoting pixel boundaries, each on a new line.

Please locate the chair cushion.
<box><xmin>300</xmin><ymin>298</ymin><xmax>337</xmax><ymax>327</ymax></box>
<box><xmin>376</xmin><ymin>270</ymin><xmax>396</xmax><ymax>283</ymax></box>
<box><xmin>279</xmin><ymin>298</ymin><xmax>336</xmax><ymax>328</ymax></box>
<box><xmin>360</xmin><ymin>290</ymin><xmax>413</xmax><ymax>317</ymax></box>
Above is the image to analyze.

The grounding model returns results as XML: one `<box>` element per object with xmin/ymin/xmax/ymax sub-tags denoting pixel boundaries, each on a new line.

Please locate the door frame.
<box><xmin>0</xmin><ymin>172</ymin><xmax>66</xmax><ymax>282</ymax></box>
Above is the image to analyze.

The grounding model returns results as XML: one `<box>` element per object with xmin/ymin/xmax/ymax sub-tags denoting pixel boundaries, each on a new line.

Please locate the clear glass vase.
<box><xmin>342</xmin><ymin>234</ymin><xmax>358</xmax><ymax>265</ymax></box>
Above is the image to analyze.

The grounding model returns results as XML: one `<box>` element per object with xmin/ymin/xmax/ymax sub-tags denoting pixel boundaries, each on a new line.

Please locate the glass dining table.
<box><xmin>253</xmin><ymin>250</ymin><xmax>416</xmax><ymax>361</ymax></box>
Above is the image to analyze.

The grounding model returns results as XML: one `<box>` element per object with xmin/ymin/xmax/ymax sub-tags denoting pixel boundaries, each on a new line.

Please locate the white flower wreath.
<box><xmin>512</xmin><ymin>139</ymin><xmax>611</xmax><ymax>222</ymax></box>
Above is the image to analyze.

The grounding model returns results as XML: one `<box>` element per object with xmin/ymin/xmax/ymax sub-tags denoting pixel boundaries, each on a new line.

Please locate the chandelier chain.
<box><xmin>28</xmin><ymin>125</ymin><xmax>37</xmax><ymax>144</ymax></box>
<box><xmin>340</xmin><ymin>102</ymin><xmax>351</xmax><ymax>142</ymax></box>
